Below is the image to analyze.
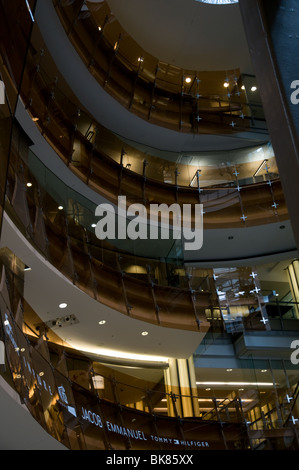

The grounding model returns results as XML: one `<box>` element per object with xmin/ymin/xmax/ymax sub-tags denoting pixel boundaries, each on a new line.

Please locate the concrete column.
<box><xmin>239</xmin><ymin>0</ymin><xmax>299</xmax><ymax>252</ymax></box>
<box><xmin>164</xmin><ymin>356</ymin><xmax>200</xmax><ymax>418</ymax></box>
<box><xmin>286</xmin><ymin>260</ymin><xmax>299</xmax><ymax>318</ymax></box>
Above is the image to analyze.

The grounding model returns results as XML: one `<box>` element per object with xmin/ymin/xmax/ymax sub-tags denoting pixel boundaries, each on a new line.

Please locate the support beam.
<box><xmin>239</xmin><ymin>0</ymin><xmax>299</xmax><ymax>251</ymax></box>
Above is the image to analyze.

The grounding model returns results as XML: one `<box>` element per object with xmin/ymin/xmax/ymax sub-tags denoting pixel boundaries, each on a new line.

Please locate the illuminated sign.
<box><xmin>58</xmin><ymin>385</ymin><xmax>77</xmax><ymax>417</ymax></box>
<box><xmin>81</xmin><ymin>407</ymin><xmax>209</xmax><ymax>448</ymax></box>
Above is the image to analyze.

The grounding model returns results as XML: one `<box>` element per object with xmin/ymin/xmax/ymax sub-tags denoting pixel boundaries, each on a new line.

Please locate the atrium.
<box><xmin>0</xmin><ymin>0</ymin><xmax>299</xmax><ymax>451</ymax></box>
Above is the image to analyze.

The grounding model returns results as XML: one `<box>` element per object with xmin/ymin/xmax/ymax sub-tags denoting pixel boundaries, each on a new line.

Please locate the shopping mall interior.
<box><xmin>1</xmin><ymin>0</ymin><xmax>299</xmax><ymax>451</ymax></box>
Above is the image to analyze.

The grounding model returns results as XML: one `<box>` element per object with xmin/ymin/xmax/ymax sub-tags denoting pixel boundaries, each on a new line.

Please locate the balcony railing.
<box><xmin>52</xmin><ymin>0</ymin><xmax>268</xmax><ymax>135</ymax></box>
<box><xmin>1</xmin><ymin>263</ymin><xmax>299</xmax><ymax>450</ymax></box>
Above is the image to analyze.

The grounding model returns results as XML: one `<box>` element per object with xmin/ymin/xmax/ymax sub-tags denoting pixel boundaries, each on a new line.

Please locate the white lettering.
<box><xmin>291</xmin><ymin>80</ymin><xmax>299</xmax><ymax>104</ymax></box>
<box><xmin>290</xmin><ymin>339</ymin><xmax>299</xmax><ymax>364</ymax></box>
<box><xmin>95</xmin><ymin>197</ymin><xmax>203</xmax><ymax>251</ymax></box>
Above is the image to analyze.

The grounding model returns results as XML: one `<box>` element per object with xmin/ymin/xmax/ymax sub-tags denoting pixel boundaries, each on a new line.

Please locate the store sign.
<box><xmin>58</xmin><ymin>385</ymin><xmax>77</xmax><ymax>417</ymax></box>
<box><xmin>81</xmin><ymin>407</ymin><xmax>210</xmax><ymax>448</ymax></box>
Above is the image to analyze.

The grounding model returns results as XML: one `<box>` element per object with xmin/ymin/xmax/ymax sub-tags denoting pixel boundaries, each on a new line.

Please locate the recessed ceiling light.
<box><xmin>224</xmin><ymin>82</ymin><xmax>229</xmax><ymax>88</ymax></box>
<box><xmin>58</xmin><ymin>206</ymin><xmax>63</xmax><ymax>210</ymax></box>
<box><xmin>251</xmin><ymin>86</ymin><xmax>257</xmax><ymax>91</ymax></box>
<box><xmin>91</xmin><ymin>223</ymin><xmax>96</xmax><ymax>228</ymax></box>
<box><xmin>59</xmin><ymin>303</ymin><xmax>67</xmax><ymax>309</ymax></box>
<box><xmin>226</xmin><ymin>368</ymin><xmax>233</xmax><ymax>372</ymax></box>
<box><xmin>185</xmin><ymin>77</ymin><xmax>192</xmax><ymax>84</ymax></box>
<box><xmin>26</xmin><ymin>182</ymin><xmax>32</xmax><ymax>187</ymax></box>
<box><xmin>98</xmin><ymin>320</ymin><xmax>106</xmax><ymax>325</ymax></box>
<box><xmin>141</xmin><ymin>331</ymin><xmax>149</xmax><ymax>336</ymax></box>
<box><xmin>241</xmin><ymin>85</ymin><xmax>245</xmax><ymax>90</ymax></box>
<box><xmin>205</xmin><ymin>388</ymin><xmax>211</xmax><ymax>391</ymax></box>
<box><xmin>98</xmin><ymin>26</ymin><xmax>102</xmax><ymax>31</ymax></box>
<box><xmin>261</xmin><ymin>369</ymin><xmax>268</xmax><ymax>373</ymax></box>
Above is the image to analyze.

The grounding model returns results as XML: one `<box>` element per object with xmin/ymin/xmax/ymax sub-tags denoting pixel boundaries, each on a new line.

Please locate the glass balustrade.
<box><xmin>53</xmin><ymin>0</ymin><xmax>268</xmax><ymax>135</ymax></box>
<box><xmin>1</xmin><ymin>262</ymin><xmax>299</xmax><ymax>450</ymax></box>
<box><xmin>1</xmin><ymin>0</ymin><xmax>279</xmax><ymax>202</ymax></box>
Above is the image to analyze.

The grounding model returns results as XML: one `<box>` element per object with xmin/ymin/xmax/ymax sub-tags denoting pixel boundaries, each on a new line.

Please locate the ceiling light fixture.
<box><xmin>224</xmin><ymin>82</ymin><xmax>229</xmax><ymax>88</ymax></box>
<box><xmin>75</xmin><ymin>346</ymin><xmax>168</xmax><ymax>364</ymax></box>
<box><xmin>59</xmin><ymin>303</ymin><xmax>67</xmax><ymax>309</ymax></box>
<box><xmin>196</xmin><ymin>381</ymin><xmax>276</xmax><ymax>387</ymax></box>
<box><xmin>251</xmin><ymin>86</ymin><xmax>257</xmax><ymax>92</ymax></box>
<box><xmin>26</xmin><ymin>182</ymin><xmax>32</xmax><ymax>187</ymax></box>
<box><xmin>185</xmin><ymin>77</ymin><xmax>192</xmax><ymax>84</ymax></box>
<box><xmin>98</xmin><ymin>320</ymin><xmax>106</xmax><ymax>325</ymax></box>
<box><xmin>141</xmin><ymin>331</ymin><xmax>149</xmax><ymax>336</ymax></box>
<box><xmin>195</xmin><ymin>0</ymin><xmax>238</xmax><ymax>4</ymax></box>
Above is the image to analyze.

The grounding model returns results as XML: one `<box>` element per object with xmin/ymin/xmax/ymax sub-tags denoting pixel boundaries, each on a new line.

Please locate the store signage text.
<box><xmin>81</xmin><ymin>406</ymin><xmax>210</xmax><ymax>448</ymax></box>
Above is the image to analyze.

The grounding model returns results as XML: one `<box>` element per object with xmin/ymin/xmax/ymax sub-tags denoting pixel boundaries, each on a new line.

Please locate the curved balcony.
<box><xmin>1</xmin><ymin>265</ymin><xmax>299</xmax><ymax>451</ymax></box>
<box><xmin>5</xmin><ymin>120</ymin><xmax>288</xmax><ymax>333</ymax></box>
<box><xmin>53</xmin><ymin>0</ymin><xmax>266</xmax><ymax>135</ymax></box>
<box><xmin>0</xmin><ymin>0</ymin><xmax>287</xmax><ymax>233</ymax></box>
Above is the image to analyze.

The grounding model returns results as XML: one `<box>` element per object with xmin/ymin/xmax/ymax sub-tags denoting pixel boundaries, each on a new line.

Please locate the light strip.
<box><xmin>196</xmin><ymin>381</ymin><xmax>276</xmax><ymax>387</ymax></box>
<box><xmin>25</xmin><ymin>0</ymin><xmax>35</xmax><ymax>22</ymax></box>
<box><xmin>74</xmin><ymin>345</ymin><xmax>168</xmax><ymax>364</ymax></box>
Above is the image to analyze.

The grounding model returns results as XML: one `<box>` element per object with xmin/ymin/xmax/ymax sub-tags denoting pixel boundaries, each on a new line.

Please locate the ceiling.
<box><xmin>106</xmin><ymin>0</ymin><xmax>253</xmax><ymax>72</ymax></box>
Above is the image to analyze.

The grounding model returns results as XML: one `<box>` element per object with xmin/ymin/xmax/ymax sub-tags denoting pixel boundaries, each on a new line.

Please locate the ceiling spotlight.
<box><xmin>224</xmin><ymin>82</ymin><xmax>229</xmax><ymax>88</ymax></box>
<box><xmin>261</xmin><ymin>369</ymin><xmax>268</xmax><ymax>373</ymax></box>
<box><xmin>98</xmin><ymin>26</ymin><xmax>102</xmax><ymax>31</ymax></box>
<box><xmin>185</xmin><ymin>77</ymin><xmax>192</xmax><ymax>84</ymax></box>
<box><xmin>91</xmin><ymin>223</ymin><xmax>96</xmax><ymax>228</ymax></box>
<box><xmin>59</xmin><ymin>303</ymin><xmax>67</xmax><ymax>309</ymax></box>
<box><xmin>226</xmin><ymin>368</ymin><xmax>233</xmax><ymax>372</ymax></box>
<box><xmin>251</xmin><ymin>86</ymin><xmax>257</xmax><ymax>92</ymax></box>
<box><xmin>241</xmin><ymin>85</ymin><xmax>245</xmax><ymax>90</ymax></box>
<box><xmin>98</xmin><ymin>320</ymin><xmax>106</xmax><ymax>325</ymax></box>
<box><xmin>26</xmin><ymin>182</ymin><xmax>32</xmax><ymax>187</ymax></box>
<box><xmin>141</xmin><ymin>331</ymin><xmax>149</xmax><ymax>336</ymax></box>
<box><xmin>58</xmin><ymin>205</ymin><xmax>63</xmax><ymax>210</ymax></box>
